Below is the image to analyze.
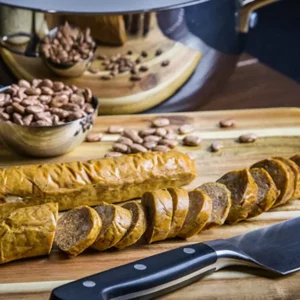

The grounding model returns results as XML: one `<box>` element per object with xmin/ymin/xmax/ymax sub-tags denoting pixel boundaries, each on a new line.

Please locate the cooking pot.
<box><xmin>0</xmin><ymin>0</ymin><xmax>279</xmax><ymax>114</ymax></box>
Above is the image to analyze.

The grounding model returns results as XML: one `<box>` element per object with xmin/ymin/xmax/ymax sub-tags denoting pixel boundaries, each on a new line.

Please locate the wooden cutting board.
<box><xmin>1</xmin><ymin>107</ymin><xmax>300</xmax><ymax>300</ymax></box>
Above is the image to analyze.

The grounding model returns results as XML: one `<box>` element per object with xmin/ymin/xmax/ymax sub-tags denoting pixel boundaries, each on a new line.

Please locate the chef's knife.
<box><xmin>50</xmin><ymin>217</ymin><xmax>300</xmax><ymax>300</ymax></box>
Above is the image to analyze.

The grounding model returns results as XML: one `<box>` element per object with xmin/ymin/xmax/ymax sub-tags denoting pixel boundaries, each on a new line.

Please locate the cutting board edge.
<box><xmin>96</xmin><ymin>106</ymin><xmax>300</xmax><ymax>118</ymax></box>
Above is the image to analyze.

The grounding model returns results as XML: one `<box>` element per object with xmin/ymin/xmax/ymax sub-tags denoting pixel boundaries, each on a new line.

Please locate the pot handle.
<box><xmin>0</xmin><ymin>32</ymin><xmax>40</xmax><ymax>57</ymax></box>
<box><xmin>239</xmin><ymin>0</ymin><xmax>280</xmax><ymax>33</ymax></box>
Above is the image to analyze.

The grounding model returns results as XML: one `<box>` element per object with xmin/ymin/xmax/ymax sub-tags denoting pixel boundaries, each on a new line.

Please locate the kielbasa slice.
<box><xmin>92</xmin><ymin>203</ymin><xmax>132</xmax><ymax>251</ymax></box>
<box><xmin>115</xmin><ymin>201</ymin><xmax>147</xmax><ymax>249</ymax></box>
<box><xmin>251</xmin><ymin>158</ymin><xmax>294</xmax><ymax>207</ymax></box>
<box><xmin>55</xmin><ymin>206</ymin><xmax>102</xmax><ymax>257</ymax></box>
<box><xmin>196</xmin><ymin>182</ymin><xmax>232</xmax><ymax>229</ymax></box>
<box><xmin>142</xmin><ymin>189</ymin><xmax>173</xmax><ymax>244</ymax></box>
<box><xmin>217</xmin><ymin>169</ymin><xmax>258</xmax><ymax>223</ymax></box>
<box><xmin>167</xmin><ymin>188</ymin><xmax>190</xmax><ymax>238</ymax></box>
<box><xmin>249</xmin><ymin>168</ymin><xmax>280</xmax><ymax>217</ymax></box>
<box><xmin>177</xmin><ymin>190</ymin><xmax>212</xmax><ymax>239</ymax></box>
<box><xmin>274</xmin><ymin>157</ymin><xmax>300</xmax><ymax>200</ymax></box>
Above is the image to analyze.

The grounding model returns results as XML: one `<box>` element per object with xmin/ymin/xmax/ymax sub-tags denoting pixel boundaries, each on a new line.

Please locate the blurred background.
<box><xmin>0</xmin><ymin>0</ymin><xmax>299</xmax><ymax>114</ymax></box>
<box><xmin>246</xmin><ymin>0</ymin><xmax>300</xmax><ymax>82</ymax></box>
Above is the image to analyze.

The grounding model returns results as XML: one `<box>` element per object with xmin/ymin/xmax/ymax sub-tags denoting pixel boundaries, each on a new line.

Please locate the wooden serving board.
<box><xmin>1</xmin><ymin>107</ymin><xmax>300</xmax><ymax>300</ymax></box>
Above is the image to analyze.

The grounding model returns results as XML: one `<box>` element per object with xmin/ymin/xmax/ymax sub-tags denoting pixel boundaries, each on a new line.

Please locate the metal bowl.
<box><xmin>39</xmin><ymin>26</ymin><xmax>96</xmax><ymax>77</ymax></box>
<box><xmin>0</xmin><ymin>92</ymin><xmax>98</xmax><ymax>157</ymax></box>
<box><xmin>0</xmin><ymin>26</ymin><xmax>96</xmax><ymax>77</ymax></box>
<box><xmin>42</xmin><ymin>54</ymin><xmax>93</xmax><ymax>78</ymax></box>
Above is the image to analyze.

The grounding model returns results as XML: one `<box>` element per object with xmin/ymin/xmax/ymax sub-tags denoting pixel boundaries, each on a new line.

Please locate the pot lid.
<box><xmin>0</xmin><ymin>0</ymin><xmax>209</xmax><ymax>14</ymax></box>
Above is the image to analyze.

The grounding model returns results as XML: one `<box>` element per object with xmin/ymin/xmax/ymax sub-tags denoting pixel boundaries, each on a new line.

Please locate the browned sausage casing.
<box><xmin>274</xmin><ymin>157</ymin><xmax>300</xmax><ymax>200</ymax></box>
<box><xmin>0</xmin><ymin>203</ymin><xmax>27</xmax><ymax>217</ymax></box>
<box><xmin>217</xmin><ymin>169</ymin><xmax>258</xmax><ymax>224</ymax></box>
<box><xmin>0</xmin><ymin>151</ymin><xmax>196</xmax><ymax>211</ymax></box>
<box><xmin>290</xmin><ymin>154</ymin><xmax>300</xmax><ymax>198</ymax></box>
<box><xmin>0</xmin><ymin>203</ymin><xmax>58</xmax><ymax>264</ymax></box>
<box><xmin>177</xmin><ymin>190</ymin><xmax>212</xmax><ymax>239</ymax></box>
<box><xmin>92</xmin><ymin>203</ymin><xmax>132</xmax><ymax>251</ymax></box>
<box><xmin>196</xmin><ymin>182</ymin><xmax>232</xmax><ymax>229</ymax></box>
<box><xmin>115</xmin><ymin>201</ymin><xmax>147</xmax><ymax>249</ymax></box>
<box><xmin>251</xmin><ymin>158</ymin><xmax>294</xmax><ymax>207</ymax></box>
<box><xmin>167</xmin><ymin>188</ymin><xmax>190</xmax><ymax>238</ymax></box>
<box><xmin>55</xmin><ymin>206</ymin><xmax>102</xmax><ymax>257</ymax></box>
<box><xmin>249</xmin><ymin>168</ymin><xmax>279</xmax><ymax>217</ymax></box>
<box><xmin>142</xmin><ymin>189</ymin><xmax>173</xmax><ymax>243</ymax></box>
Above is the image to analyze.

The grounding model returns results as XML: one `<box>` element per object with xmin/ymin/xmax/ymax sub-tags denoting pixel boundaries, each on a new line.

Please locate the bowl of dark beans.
<box><xmin>0</xmin><ymin>79</ymin><xmax>98</xmax><ymax>157</ymax></box>
<box><xmin>39</xmin><ymin>22</ymin><xmax>96</xmax><ymax>77</ymax></box>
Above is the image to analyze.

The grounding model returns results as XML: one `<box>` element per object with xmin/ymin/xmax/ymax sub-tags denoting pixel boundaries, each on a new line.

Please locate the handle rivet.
<box><xmin>82</xmin><ymin>281</ymin><xmax>96</xmax><ymax>287</ymax></box>
<box><xmin>134</xmin><ymin>264</ymin><xmax>147</xmax><ymax>270</ymax></box>
<box><xmin>183</xmin><ymin>248</ymin><xmax>195</xmax><ymax>254</ymax></box>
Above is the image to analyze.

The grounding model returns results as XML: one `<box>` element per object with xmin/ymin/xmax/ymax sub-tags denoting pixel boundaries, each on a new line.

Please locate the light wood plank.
<box><xmin>0</xmin><ymin>107</ymin><xmax>300</xmax><ymax>299</ymax></box>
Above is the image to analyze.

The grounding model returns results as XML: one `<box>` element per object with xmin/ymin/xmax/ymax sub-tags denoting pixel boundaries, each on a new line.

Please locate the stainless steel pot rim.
<box><xmin>0</xmin><ymin>86</ymin><xmax>99</xmax><ymax>129</ymax></box>
<box><xmin>0</xmin><ymin>0</ymin><xmax>211</xmax><ymax>14</ymax></box>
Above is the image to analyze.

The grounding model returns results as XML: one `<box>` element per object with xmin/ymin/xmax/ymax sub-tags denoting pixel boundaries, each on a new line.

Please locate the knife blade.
<box><xmin>50</xmin><ymin>217</ymin><xmax>300</xmax><ymax>300</ymax></box>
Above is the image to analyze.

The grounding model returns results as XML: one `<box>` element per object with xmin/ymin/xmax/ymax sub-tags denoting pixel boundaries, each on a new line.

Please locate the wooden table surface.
<box><xmin>202</xmin><ymin>55</ymin><xmax>300</xmax><ymax>111</ymax></box>
<box><xmin>0</xmin><ymin>53</ymin><xmax>299</xmax><ymax>111</ymax></box>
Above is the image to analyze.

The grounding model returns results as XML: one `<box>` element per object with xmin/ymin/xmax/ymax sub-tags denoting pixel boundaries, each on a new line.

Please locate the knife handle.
<box><xmin>50</xmin><ymin>243</ymin><xmax>217</xmax><ymax>300</ymax></box>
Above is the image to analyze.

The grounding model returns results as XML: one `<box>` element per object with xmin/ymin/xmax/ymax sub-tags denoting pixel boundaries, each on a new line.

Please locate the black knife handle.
<box><xmin>50</xmin><ymin>243</ymin><xmax>217</xmax><ymax>300</ymax></box>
